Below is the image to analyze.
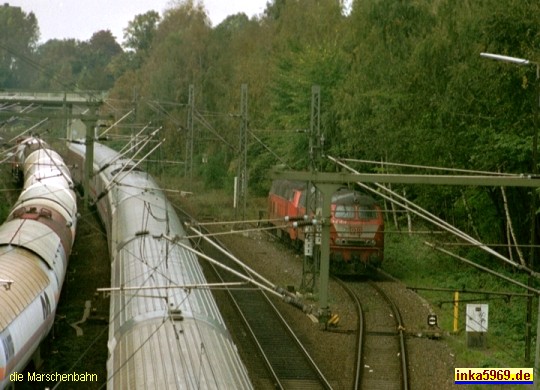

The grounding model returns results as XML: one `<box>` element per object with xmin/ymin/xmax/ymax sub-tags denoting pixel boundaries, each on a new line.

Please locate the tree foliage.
<box><xmin>4</xmin><ymin>0</ymin><xmax>540</xmax><ymax>263</ymax></box>
<box><xmin>33</xmin><ymin>31</ymin><xmax>122</xmax><ymax>91</ymax></box>
<box><xmin>77</xmin><ymin>30</ymin><xmax>123</xmax><ymax>90</ymax></box>
<box><xmin>0</xmin><ymin>4</ymin><xmax>39</xmax><ymax>88</ymax></box>
<box><xmin>121</xmin><ymin>11</ymin><xmax>161</xmax><ymax>70</ymax></box>
<box><xmin>33</xmin><ymin>39</ymin><xmax>81</xmax><ymax>89</ymax></box>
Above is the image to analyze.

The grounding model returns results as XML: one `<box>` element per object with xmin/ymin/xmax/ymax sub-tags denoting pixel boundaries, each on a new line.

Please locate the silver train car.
<box><xmin>0</xmin><ymin>137</ymin><xmax>78</xmax><ymax>388</ymax></box>
<box><xmin>68</xmin><ymin>142</ymin><xmax>252</xmax><ymax>389</ymax></box>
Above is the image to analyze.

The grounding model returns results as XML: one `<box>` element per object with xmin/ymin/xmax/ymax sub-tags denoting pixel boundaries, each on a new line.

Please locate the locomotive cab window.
<box><xmin>359</xmin><ymin>206</ymin><xmax>377</xmax><ymax>220</ymax></box>
<box><xmin>334</xmin><ymin>204</ymin><xmax>355</xmax><ymax>219</ymax></box>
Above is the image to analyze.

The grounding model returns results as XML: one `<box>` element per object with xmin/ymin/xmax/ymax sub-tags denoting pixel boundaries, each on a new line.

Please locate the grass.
<box><xmin>383</xmin><ymin>223</ymin><xmax>535</xmax><ymax>373</ymax></box>
<box><xmin>160</xmin><ymin>174</ymin><xmax>268</xmax><ymax>222</ymax></box>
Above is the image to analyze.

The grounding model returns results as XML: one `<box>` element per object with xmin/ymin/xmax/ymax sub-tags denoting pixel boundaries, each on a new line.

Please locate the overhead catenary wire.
<box><xmin>409</xmin><ymin>285</ymin><xmax>532</xmax><ymax>298</ymax></box>
<box><xmin>133</xmin><ymin>158</ymin><xmax>185</xmax><ymax>165</ymax></box>
<box><xmin>92</xmin><ymin>126</ymin><xmax>161</xmax><ymax>175</ymax></box>
<box><xmin>106</xmin><ymin>234</ymin><xmax>236</xmax><ymax>386</ymax></box>
<box><xmin>183</xmin><ymin>224</ymin><xmax>287</xmax><ymax>240</ymax></box>
<box><xmin>35</xmin><ymin>138</ymin><xmax>74</xmax><ymax>188</ymax></box>
<box><xmin>93</xmin><ymin>137</ymin><xmax>164</xmax><ymax>203</ymax></box>
<box><xmin>111</xmin><ymin>139</ymin><xmax>164</xmax><ymax>182</ymax></box>
<box><xmin>0</xmin><ymin>145</ymin><xmax>24</xmax><ymax>164</ymax></box>
<box><xmin>193</xmin><ymin>217</ymin><xmax>285</xmax><ymax>226</ymax></box>
<box><xmin>145</xmin><ymin>100</ymin><xmax>186</xmax><ymax>130</ymax></box>
<box><xmin>331</xmin><ymin>156</ymin><xmax>538</xmax><ymax>364</ymax></box>
<box><xmin>188</xmin><ymin>226</ymin><xmax>294</xmax><ymax>294</ymax></box>
<box><xmin>98</xmin><ymin>109</ymin><xmax>133</xmax><ymax>138</ymax></box>
<box><xmin>7</xmin><ymin>117</ymin><xmax>48</xmax><ymax>143</ymax></box>
<box><xmin>117</xmin><ymin>123</ymin><xmax>152</xmax><ymax>153</ymax></box>
<box><xmin>162</xmin><ymin>233</ymin><xmax>300</xmax><ymax>303</ymax></box>
<box><xmin>0</xmin><ymin>102</ymin><xmax>19</xmax><ymax>111</ymax></box>
<box><xmin>425</xmin><ymin>242</ymin><xmax>540</xmax><ymax>294</ymax></box>
<box><xmin>109</xmin><ymin>181</ymin><xmax>192</xmax><ymax>196</ymax></box>
<box><xmin>437</xmin><ymin>242</ymin><xmax>540</xmax><ymax>248</ymax></box>
<box><xmin>248</xmin><ymin>129</ymin><xmax>291</xmax><ymax>168</ymax></box>
<box><xmin>328</xmin><ymin>155</ymin><xmax>537</xmax><ymax>276</ymax></box>
<box><xmin>194</xmin><ymin>110</ymin><xmax>236</xmax><ymax>151</ymax></box>
<box><xmin>93</xmin><ymin>185</ymin><xmax>230</xmax><ymax>294</ymax></box>
<box><xmin>342</xmin><ymin>157</ymin><xmax>522</xmax><ymax>176</ymax></box>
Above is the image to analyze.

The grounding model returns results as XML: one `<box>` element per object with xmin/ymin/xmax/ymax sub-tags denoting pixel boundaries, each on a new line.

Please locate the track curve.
<box><xmin>337</xmin><ymin>277</ymin><xmax>409</xmax><ymax>390</ymax></box>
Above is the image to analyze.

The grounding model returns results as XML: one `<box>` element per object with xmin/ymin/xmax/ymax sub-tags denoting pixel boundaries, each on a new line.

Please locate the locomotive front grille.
<box><xmin>335</xmin><ymin>238</ymin><xmax>377</xmax><ymax>246</ymax></box>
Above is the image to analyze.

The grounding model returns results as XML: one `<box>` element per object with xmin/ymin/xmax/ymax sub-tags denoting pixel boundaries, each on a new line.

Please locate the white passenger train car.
<box><xmin>68</xmin><ymin>142</ymin><xmax>252</xmax><ymax>389</ymax></box>
<box><xmin>0</xmin><ymin>137</ymin><xmax>78</xmax><ymax>388</ymax></box>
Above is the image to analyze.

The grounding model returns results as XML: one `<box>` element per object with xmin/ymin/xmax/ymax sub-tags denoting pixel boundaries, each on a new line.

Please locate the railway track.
<box><xmin>336</xmin><ymin>277</ymin><xmax>409</xmax><ymax>390</ymax></box>
<box><xmin>180</xmin><ymin>216</ymin><xmax>333</xmax><ymax>389</ymax></box>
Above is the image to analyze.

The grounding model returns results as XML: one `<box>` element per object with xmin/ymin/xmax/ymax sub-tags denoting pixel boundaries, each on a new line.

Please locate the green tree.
<box><xmin>77</xmin><ymin>30</ymin><xmax>123</xmax><ymax>90</ymax></box>
<box><xmin>34</xmin><ymin>31</ymin><xmax>122</xmax><ymax>91</ymax></box>
<box><xmin>0</xmin><ymin>4</ymin><xmax>39</xmax><ymax>88</ymax></box>
<box><xmin>109</xmin><ymin>1</ymin><xmax>213</xmax><ymax>161</ymax></box>
<box><xmin>334</xmin><ymin>0</ymin><xmax>540</xmax><ymax>248</ymax></box>
<box><xmin>122</xmin><ymin>10</ymin><xmax>161</xmax><ymax>70</ymax></box>
<box><xmin>123</xmin><ymin>10</ymin><xmax>160</xmax><ymax>52</ymax></box>
<box><xmin>264</xmin><ymin>0</ymin><xmax>348</xmax><ymax>169</ymax></box>
<box><xmin>34</xmin><ymin>39</ymin><xmax>81</xmax><ymax>90</ymax></box>
<box><xmin>102</xmin><ymin>0</ymin><xmax>540</xmax><ymax>255</ymax></box>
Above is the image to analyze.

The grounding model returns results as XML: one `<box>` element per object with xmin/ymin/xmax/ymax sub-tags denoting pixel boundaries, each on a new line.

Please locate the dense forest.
<box><xmin>2</xmin><ymin>0</ymin><xmax>540</xmax><ymax>269</ymax></box>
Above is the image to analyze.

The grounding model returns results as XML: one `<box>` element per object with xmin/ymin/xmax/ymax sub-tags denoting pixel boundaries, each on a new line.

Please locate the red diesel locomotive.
<box><xmin>268</xmin><ymin>180</ymin><xmax>384</xmax><ymax>274</ymax></box>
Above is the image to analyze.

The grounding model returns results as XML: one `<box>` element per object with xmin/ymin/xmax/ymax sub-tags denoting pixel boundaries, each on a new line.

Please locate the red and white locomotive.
<box><xmin>268</xmin><ymin>180</ymin><xmax>384</xmax><ymax>274</ymax></box>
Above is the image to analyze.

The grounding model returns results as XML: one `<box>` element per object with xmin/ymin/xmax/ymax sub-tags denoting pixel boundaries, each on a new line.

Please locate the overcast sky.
<box><xmin>6</xmin><ymin>0</ymin><xmax>269</xmax><ymax>44</ymax></box>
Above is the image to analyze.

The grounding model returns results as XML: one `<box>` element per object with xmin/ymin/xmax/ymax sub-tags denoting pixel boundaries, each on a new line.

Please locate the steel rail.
<box><xmin>368</xmin><ymin>281</ymin><xmax>409</xmax><ymax>390</ymax></box>
<box><xmin>337</xmin><ymin>278</ymin><xmax>409</xmax><ymax>390</ymax></box>
<box><xmin>333</xmin><ymin>277</ymin><xmax>364</xmax><ymax>390</ymax></box>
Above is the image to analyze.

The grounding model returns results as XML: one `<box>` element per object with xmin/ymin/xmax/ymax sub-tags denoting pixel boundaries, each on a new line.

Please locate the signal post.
<box><xmin>313</xmin><ymin>182</ymin><xmax>340</xmax><ymax>323</ymax></box>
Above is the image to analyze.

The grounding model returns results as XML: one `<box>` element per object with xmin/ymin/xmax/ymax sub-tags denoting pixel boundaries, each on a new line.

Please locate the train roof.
<box><xmin>332</xmin><ymin>188</ymin><xmax>377</xmax><ymax>206</ymax></box>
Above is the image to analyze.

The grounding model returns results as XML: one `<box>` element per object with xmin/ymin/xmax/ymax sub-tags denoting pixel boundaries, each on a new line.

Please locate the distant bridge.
<box><xmin>0</xmin><ymin>91</ymin><xmax>106</xmax><ymax>106</ymax></box>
